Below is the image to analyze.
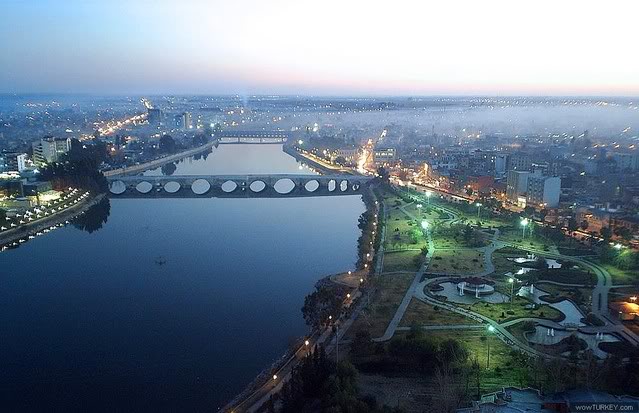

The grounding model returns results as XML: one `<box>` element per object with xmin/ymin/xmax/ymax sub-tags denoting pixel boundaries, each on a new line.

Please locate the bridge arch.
<box><xmin>304</xmin><ymin>179</ymin><xmax>320</xmax><ymax>193</ymax></box>
<box><xmin>249</xmin><ymin>180</ymin><xmax>267</xmax><ymax>193</ymax></box>
<box><xmin>274</xmin><ymin>178</ymin><xmax>296</xmax><ymax>194</ymax></box>
<box><xmin>136</xmin><ymin>181</ymin><xmax>153</xmax><ymax>194</ymax></box>
<box><xmin>221</xmin><ymin>180</ymin><xmax>238</xmax><ymax>193</ymax></box>
<box><xmin>109</xmin><ymin>180</ymin><xmax>126</xmax><ymax>195</ymax></box>
<box><xmin>192</xmin><ymin>179</ymin><xmax>211</xmax><ymax>195</ymax></box>
<box><xmin>164</xmin><ymin>181</ymin><xmax>181</xmax><ymax>193</ymax></box>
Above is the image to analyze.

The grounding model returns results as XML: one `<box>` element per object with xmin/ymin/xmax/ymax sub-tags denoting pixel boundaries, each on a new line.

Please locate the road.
<box><xmin>103</xmin><ymin>141</ymin><xmax>216</xmax><ymax>177</ymax></box>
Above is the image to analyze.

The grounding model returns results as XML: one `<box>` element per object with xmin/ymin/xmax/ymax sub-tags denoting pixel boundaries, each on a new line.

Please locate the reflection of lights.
<box><xmin>614</xmin><ymin>243</ymin><xmax>623</xmax><ymax>250</ymax></box>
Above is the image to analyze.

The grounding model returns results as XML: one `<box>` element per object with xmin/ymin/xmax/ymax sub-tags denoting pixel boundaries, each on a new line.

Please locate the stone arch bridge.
<box><xmin>107</xmin><ymin>174</ymin><xmax>374</xmax><ymax>198</ymax></box>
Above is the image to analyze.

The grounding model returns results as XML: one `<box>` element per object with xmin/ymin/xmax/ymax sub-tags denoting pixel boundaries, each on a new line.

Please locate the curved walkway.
<box><xmin>373</xmin><ymin>188</ymin><xmax>639</xmax><ymax>357</ymax></box>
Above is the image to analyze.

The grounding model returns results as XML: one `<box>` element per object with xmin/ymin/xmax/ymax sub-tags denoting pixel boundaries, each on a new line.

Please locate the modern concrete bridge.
<box><xmin>107</xmin><ymin>174</ymin><xmax>374</xmax><ymax>198</ymax></box>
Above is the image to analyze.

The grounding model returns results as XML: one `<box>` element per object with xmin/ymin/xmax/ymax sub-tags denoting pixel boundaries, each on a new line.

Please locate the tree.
<box><xmin>601</xmin><ymin>227</ymin><xmax>613</xmax><ymax>242</ymax></box>
<box><xmin>376</xmin><ymin>167</ymin><xmax>390</xmax><ymax>184</ymax></box>
<box><xmin>301</xmin><ymin>284</ymin><xmax>345</xmax><ymax>329</ymax></box>
<box><xmin>72</xmin><ymin>198</ymin><xmax>110</xmax><ymax>234</ymax></box>
<box><xmin>614</xmin><ymin>226</ymin><xmax>633</xmax><ymax>242</ymax></box>
<box><xmin>159</xmin><ymin>134</ymin><xmax>176</xmax><ymax>153</ymax></box>
<box><xmin>161</xmin><ymin>162</ymin><xmax>177</xmax><ymax>176</ymax></box>
<box><xmin>567</xmin><ymin>217</ymin><xmax>578</xmax><ymax>236</ymax></box>
<box><xmin>580</xmin><ymin>220</ymin><xmax>589</xmax><ymax>231</ymax></box>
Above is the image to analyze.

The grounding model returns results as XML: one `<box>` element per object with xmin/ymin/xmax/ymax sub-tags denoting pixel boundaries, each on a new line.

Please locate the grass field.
<box><xmin>399</xmin><ymin>299</ymin><xmax>477</xmax><ymax>327</ymax></box>
<box><xmin>346</xmin><ymin>272</ymin><xmax>415</xmax><ymax>339</ymax></box>
<box><xmin>385</xmin><ymin>208</ymin><xmax>427</xmax><ymax>251</ymax></box>
<box><xmin>383</xmin><ymin>250</ymin><xmax>423</xmax><ymax>272</ymax></box>
<box><xmin>429</xmin><ymin>249</ymin><xmax>485</xmax><ymax>275</ymax></box>
<box><xmin>425</xmin><ymin>330</ymin><xmax>531</xmax><ymax>394</ymax></box>
<box><xmin>463</xmin><ymin>297</ymin><xmax>564</xmax><ymax>323</ymax></box>
<box><xmin>600</xmin><ymin>263</ymin><xmax>639</xmax><ymax>285</ymax></box>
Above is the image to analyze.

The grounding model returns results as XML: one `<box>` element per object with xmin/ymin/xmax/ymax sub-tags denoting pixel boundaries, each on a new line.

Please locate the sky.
<box><xmin>1</xmin><ymin>0</ymin><xmax>638</xmax><ymax>96</ymax></box>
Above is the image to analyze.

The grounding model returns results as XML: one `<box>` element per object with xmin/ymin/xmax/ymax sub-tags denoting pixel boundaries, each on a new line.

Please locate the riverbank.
<box><xmin>282</xmin><ymin>145</ymin><xmax>360</xmax><ymax>176</ymax></box>
<box><xmin>103</xmin><ymin>141</ymin><xmax>216</xmax><ymax>177</ymax></box>
<box><xmin>0</xmin><ymin>192</ymin><xmax>105</xmax><ymax>250</ymax></box>
<box><xmin>221</xmin><ymin>186</ymin><xmax>382</xmax><ymax>413</ymax></box>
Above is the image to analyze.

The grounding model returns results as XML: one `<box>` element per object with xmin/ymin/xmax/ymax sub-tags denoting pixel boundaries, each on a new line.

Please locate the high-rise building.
<box><xmin>373</xmin><ymin>147</ymin><xmax>396</xmax><ymax>165</ymax></box>
<box><xmin>506</xmin><ymin>170</ymin><xmax>530</xmax><ymax>201</ymax></box>
<box><xmin>182</xmin><ymin>112</ymin><xmax>192</xmax><ymax>130</ymax></box>
<box><xmin>611</xmin><ymin>152</ymin><xmax>639</xmax><ymax>172</ymax></box>
<box><xmin>494</xmin><ymin>154</ymin><xmax>508</xmax><ymax>176</ymax></box>
<box><xmin>32</xmin><ymin>137</ymin><xmax>71</xmax><ymax>167</ymax></box>
<box><xmin>526</xmin><ymin>176</ymin><xmax>561</xmax><ymax>208</ymax></box>
<box><xmin>508</xmin><ymin>153</ymin><xmax>533</xmax><ymax>171</ymax></box>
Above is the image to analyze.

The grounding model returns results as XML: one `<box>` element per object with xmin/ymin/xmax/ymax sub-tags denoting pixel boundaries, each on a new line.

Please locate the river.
<box><xmin>0</xmin><ymin>144</ymin><xmax>365</xmax><ymax>411</ymax></box>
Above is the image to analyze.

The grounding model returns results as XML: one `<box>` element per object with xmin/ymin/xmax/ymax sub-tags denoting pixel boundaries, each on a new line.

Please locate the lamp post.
<box><xmin>520</xmin><ymin>218</ymin><xmax>529</xmax><ymax>239</ymax></box>
<box><xmin>476</xmin><ymin>202</ymin><xmax>482</xmax><ymax>219</ymax></box>
<box><xmin>426</xmin><ymin>190</ymin><xmax>432</xmax><ymax>205</ymax></box>
<box><xmin>508</xmin><ymin>277</ymin><xmax>515</xmax><ymax>307</ymax></box>
<box><xmin>487</xmin><ymin>325</ymin><xmax>495</xmax><ymax>368</ymax></box>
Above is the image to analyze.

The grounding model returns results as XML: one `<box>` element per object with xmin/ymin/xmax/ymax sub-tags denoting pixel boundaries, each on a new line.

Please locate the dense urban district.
<box><xmin>1</xmin><ymin>96</ymin><xmax>639</xmax><ymax>412</ymax></box>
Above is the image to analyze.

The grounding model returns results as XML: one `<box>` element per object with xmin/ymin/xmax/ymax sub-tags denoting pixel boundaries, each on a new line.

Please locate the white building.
<box><xmin>32</xmin><ymin>137</ymin><xmax>71</xmax><ymax>167</ymax></box>
<box><xmin>527</xmin><ymin>175</ymin><xmax>561</xmax><ymax>208</ymax></box>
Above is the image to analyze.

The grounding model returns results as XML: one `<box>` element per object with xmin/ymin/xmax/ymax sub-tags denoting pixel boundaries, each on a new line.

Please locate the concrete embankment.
<box><xmin>0</xmin><ymin>193</ymin><xmax>105</xmax><ymax>248</ymax></box>
<box><xmin>282</xmin><ymin>145</ymin><xmax>355</xmax><ymax>176</ymax></box>
<box><xmin>104</xmin><ymin>141</ymin><xmax>216</xmax><ymax>177</ymax></box>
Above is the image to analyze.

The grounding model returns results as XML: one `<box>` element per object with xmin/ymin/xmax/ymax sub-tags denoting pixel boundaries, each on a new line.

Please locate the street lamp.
<box><xmin>476</xmin><ymin>202</ymin><xmax>482</xmax><ymax>219</ymax></box>
<box><xmin>486</xmin><ymin>325</ymin><xmax>495</xmax><ymax>368</ymax></box>
<box><xmin>426</xmin><ymin>191</ymin><xmax>432</xmax><ymax>205</ymax></box>
<box><xmin>421</xmin><ymin>220</ymin><xmax>429</xmax><ymax>230</ymax></box>
<box><xmin>520</xmin><ymin>218</ymin><xmax>529</xmax><ymax>239</ymax></box>
<box><xmin>508</xmin><ymin>277</ymin><xmax>515</xmax><ymax>306</ymax></box>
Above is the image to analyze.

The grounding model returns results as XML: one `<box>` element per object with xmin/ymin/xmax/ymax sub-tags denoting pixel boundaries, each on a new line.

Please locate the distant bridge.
<box><xmin>216</xmin><ymin>131</ymin><xmax>289</xmax><ymax>144</ymax></box>
<box><xmin>107</xmin><ymin>174</ymin><xmax>374</xmax><ymax>198</ymax></box>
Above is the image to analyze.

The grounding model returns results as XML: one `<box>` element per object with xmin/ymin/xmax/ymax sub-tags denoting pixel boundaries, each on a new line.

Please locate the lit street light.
<box><xmin>421</xmin><ymin>220</ymin><xmax>429</xmax><ymax>230</ymax></box>
<box><xmin>520</xmin><ymin>218</ymin><xmax>529</xmax><ymax>239</ymax></box>
<box><xmin>425</xmin><ymin>190</ymin><xmax>432</xmax><ymax>205</ymax></box>
<box><xmin>486</xmin><ymin>325</ymin><xmax>495</xmax><ymax>368</ymax></box>
<box><xmin>508</xmin><ymin>277</ymin><xmax>516</xmax><ymax>307</ymax></box>
<box><xmin>476</xmin><ymin>202</ymin><xmax>482</xmax><ymax>219</ymax></box>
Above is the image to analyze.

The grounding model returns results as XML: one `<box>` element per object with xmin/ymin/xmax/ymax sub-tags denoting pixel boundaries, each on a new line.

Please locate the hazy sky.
<box><xmin>1</xmin><ymin>0</ymin><xmax>638</xmax><ymax>96</ymax></box>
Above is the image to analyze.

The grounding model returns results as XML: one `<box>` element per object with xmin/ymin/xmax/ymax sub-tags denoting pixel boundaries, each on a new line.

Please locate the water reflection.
<box><xmin>72</xmin><ymin>197</ymin><xmax>111</xmax><ymax>233</ymax></box>
<box><xmin>161</xmin><ymin>162</ymin><xmax>177</xmax><ymax>176</ymax></box>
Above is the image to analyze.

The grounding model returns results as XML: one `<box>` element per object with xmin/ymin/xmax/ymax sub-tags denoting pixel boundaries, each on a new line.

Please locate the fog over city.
<box><xmin>2</xmin><ymin>1</ymin><xmax>639</xmax><ymax>413</ymax></box>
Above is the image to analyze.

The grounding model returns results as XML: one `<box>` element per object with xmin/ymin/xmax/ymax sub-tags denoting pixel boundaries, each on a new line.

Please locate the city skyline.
<box><xmin>2</xmin><ymin>0</ymin><xmax>638</xmax><ymax>96</ymax></box>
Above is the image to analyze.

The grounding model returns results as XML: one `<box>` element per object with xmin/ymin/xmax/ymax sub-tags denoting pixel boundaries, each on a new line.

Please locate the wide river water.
<box><xmin>0</xmin><ymin>144</ymin><xmax>365</xmax><ymax>411</ymax></box>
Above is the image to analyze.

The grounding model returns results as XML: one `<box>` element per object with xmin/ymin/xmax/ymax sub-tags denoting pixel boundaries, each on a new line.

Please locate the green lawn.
<box><xmin>426</xmin><ymin>330</ymin><xmax>531</xmax><ymax>393</ymax></box>
<box><xmin>399</xmin><ymin>299</ymin><xmax>477</xmax><ymax>327</ymax></box>
<box><xmin>429</xmin><ymin>249</ymin><xmax>485</xmax><ymax>275</ymax></box>
<box><xmin>383</xmin><ymin>250</ymin><xmax>423</xmax><ymax>272</ymax></box>
<box><xmin>346</xmin><ymin>272</ymin><xmax>415</xmax><ymax>339</ymax></box>
<box><xmin>600</xmin><ymin>263</ymin><xmax>639</xmax><ymax>285</ymax></box>
<box><xmin>463</xmin><ymin>296</ymin><xmax>564</xmax><ymax>323</ymax></box>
